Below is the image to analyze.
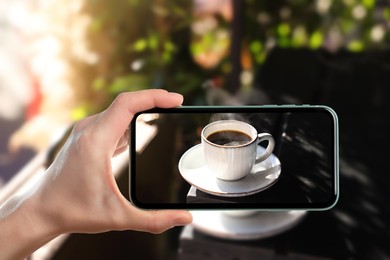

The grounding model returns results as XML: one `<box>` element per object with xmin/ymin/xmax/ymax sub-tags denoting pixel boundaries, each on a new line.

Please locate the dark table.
<box><xmin>180</xmin><ymin>109</ymin><xmax>339</xmax><ymax>259</ymax></box>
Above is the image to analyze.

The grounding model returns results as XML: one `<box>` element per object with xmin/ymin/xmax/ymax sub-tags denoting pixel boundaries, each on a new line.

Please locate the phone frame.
<box><xmin>129</xmin><ymin>105</ymin><xmax>339</xmax><ymax>210</ymax></box>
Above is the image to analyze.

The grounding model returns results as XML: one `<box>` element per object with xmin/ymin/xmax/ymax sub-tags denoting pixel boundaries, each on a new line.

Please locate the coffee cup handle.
<box><xmin>255</xmin><ymin>133</ymin><xmax>275</xmax><ymax>163</ymax></box>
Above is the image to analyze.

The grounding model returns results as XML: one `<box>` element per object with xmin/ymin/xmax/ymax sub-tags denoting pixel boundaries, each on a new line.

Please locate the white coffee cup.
<box><xmin>201</xmin><ymin>120</ymin><xmax>275</xmax><ymax>181</ymax></box>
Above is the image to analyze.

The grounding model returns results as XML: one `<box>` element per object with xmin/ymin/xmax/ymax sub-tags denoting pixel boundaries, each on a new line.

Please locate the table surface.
<box><xmin>179</xmin><ymin>112</ymin><xmax>342</xmax><ymax>259</ymax></box>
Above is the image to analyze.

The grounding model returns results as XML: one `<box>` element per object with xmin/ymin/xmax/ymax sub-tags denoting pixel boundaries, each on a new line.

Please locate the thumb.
<box><xmin>128</xmin><ymin>208</ymin><xmax>193</xmax><ymax>234</ymax></box>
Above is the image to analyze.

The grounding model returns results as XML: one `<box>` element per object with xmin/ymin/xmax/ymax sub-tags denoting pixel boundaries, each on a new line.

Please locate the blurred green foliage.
<box><xmin>80</xmin><ymin>0</ymin><xmax>389</xmax><ymax>110</ymax></box>
<box><xmin>82</xmin><ymin>0</ymin><xmax>209</xmax><ymax>108</ymax></box>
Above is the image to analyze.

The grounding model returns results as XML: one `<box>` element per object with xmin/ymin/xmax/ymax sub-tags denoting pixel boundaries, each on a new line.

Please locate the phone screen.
<box><xmin>129</xmin><ymin>106</ymin><xmax>338</xmax><ymax>210</ymax></box>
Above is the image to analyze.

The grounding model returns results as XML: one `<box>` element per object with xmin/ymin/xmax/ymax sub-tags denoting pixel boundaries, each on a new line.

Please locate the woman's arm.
<box><xmin>0</xmin><ymin>90</ymin><xmax>192</xmax><ymax>260</ymax></box>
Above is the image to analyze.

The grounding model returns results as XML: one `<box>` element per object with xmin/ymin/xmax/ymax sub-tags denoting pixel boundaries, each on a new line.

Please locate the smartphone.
<box><xmin>129</xmin><ymin>105</ymin><xmax>339</xmax><ymax>210</ymax></box>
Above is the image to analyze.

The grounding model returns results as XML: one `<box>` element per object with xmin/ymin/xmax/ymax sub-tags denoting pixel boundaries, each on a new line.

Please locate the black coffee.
<box><xmin>207</xmin><ymin>130</ymin><xmax>251</xmax><ymax>146</ymax></box>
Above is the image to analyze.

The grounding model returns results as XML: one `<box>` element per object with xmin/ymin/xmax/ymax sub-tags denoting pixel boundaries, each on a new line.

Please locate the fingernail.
<box><xmin>169</xmin><ymin>92</ymin><xmax>184</xmax><ymax>102</ymax></box>
<box><xmin>174</xmin><ymin>215</ymin><xmax>192</xmax><ymax>227</ymax></box>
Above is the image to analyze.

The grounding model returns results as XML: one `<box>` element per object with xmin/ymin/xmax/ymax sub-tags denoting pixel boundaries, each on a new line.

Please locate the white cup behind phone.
<box><xmin>201</xmin><ymin>120</ymin><xmax>275</xmax><ymax>181</ymax></box>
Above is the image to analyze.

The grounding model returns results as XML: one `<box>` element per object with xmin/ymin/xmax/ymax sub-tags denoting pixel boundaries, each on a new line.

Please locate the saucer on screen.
<box><xmin>178</xmin><ymin>144</ymin><xmax>281</xmax><ymax>197</ymax></box>
<box><xmin>191</xmin><ymin>210</ymin><xmax>307</xmax><ymax>240</ymax></box>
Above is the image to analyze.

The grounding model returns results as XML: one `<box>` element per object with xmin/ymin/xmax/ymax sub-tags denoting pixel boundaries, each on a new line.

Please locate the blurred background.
<box><xmin>0</xmin><ymin>0</ymin><xmax>389</xmax><ymax>259</ymax></box>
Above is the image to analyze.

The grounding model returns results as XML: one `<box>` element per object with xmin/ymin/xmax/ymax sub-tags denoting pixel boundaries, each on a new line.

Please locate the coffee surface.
<box><xmin>207</xmin><ymin>130</ymin><xmax>251</xmax><ymax>146</ymax></box>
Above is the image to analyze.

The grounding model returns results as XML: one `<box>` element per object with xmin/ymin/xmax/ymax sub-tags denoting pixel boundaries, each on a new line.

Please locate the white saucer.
<box><xmin>191</xmin><ymin>210</ymin><xmax>307</xmax><ymax>240</ymax></box>
<box><xmin>178</xmin><ymin>144</ymin><xmax>281</xmax><ymax>197</ymax></box>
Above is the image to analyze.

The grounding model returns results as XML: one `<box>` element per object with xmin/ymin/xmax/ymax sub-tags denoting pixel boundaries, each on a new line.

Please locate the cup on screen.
<box><xmin>201</xmin><ymin>120</ymin><xmax>275</xmax><ymax>181</ymax></box>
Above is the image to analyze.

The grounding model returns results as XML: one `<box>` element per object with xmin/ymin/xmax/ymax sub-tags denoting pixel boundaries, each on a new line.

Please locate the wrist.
<box><xmin>0</xmin><ymin>189</ymin><xmax>61</xmax><ymax>260</ymax></box>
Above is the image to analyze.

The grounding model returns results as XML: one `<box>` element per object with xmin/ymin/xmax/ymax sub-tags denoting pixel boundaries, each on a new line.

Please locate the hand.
<box><xmin>0</xmin><ymin>90</ymin><xmax>192</xmax><ymax>260</ymax></box>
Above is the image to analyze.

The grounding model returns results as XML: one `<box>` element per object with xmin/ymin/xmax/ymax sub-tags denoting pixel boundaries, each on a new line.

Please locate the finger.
<box><xmin>92</xmin><ymin>90</ymin><xmax>183</xmax><ymax>148</ymax></box>
<box><xmin>112</xmin><ymin>129</ymin><xmax>129</xmax><ymax>157</ymax></box>
<box><xmin>127</xmin><ymin>208</ymin><xmax>193</xmax><ymax>234</ymax></box>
